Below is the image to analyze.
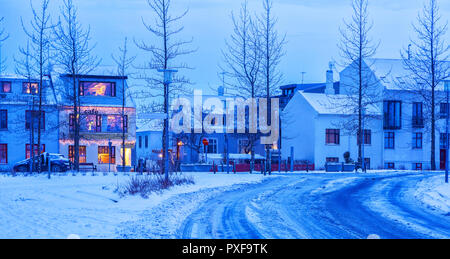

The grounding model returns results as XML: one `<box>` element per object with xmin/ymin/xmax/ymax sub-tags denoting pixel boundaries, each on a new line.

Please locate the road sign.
<box><xmin>202</xmin><ymin>139</ymin><xmax>209</xmax><ymax>146</ymax></box>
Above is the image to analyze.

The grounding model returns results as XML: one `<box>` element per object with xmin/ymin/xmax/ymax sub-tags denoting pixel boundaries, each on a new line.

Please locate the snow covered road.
<box><xmin>177</xmin><ymin>173</ymin><xmax>450</xmax><ymax>239</ymax></box>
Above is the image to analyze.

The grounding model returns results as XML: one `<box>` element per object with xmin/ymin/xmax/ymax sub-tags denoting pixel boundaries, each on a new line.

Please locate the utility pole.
<box><xmin>220</xmin><ymin>72</ymin><xmax>230</xmax><ymax>174</ymax></box>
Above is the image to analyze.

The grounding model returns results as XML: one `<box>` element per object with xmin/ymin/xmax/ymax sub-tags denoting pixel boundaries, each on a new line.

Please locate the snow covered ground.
<box><xmin>0</xmin><ymin>172</ymin><xmax>270</xmax><ymax>239</ymax></box>
<box><xmin>415</xmin><ymin>175</ymin><xmax>450</xmax><ymax>215</ymax></box>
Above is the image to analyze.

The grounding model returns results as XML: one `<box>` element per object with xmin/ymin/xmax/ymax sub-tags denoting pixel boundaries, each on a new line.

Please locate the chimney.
<box><xmin>325</xmin><ymin>62</ymin><xmax>335</xmax><ymax>95</ymax></box>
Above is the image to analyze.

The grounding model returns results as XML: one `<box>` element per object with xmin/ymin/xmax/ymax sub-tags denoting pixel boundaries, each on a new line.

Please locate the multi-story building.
<box><xmin>0</xmin><ymin>76</ymin><xmax>59</xmax><ymax>171</ymax></box>
<box><xmin>282</xmin><ymin>58</ymin><xmax>450</xmax><ymax>170</ymax></box>
<box><xmin>58</xmin><ymin>74</ymin><xmax>137</xmax><ymax>172</ymax></box>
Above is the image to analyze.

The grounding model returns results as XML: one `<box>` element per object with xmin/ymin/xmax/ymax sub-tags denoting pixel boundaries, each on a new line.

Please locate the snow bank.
<box><xmin>0</xmin><ymin>172</ymin><xmax>269</xmax><ymax>239</ymax></box>
<box><xmin>415</xmin><ymin>175</ymin><xmax>450</xmax><ymax>215</ymax></box>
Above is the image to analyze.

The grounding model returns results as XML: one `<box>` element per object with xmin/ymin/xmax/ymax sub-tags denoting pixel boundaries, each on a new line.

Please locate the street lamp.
<box><xmin>445</xmin><ymin>80</ymin><xmax>450</xmax><ymax>183</ymax></box>
<box><xmin>158</xmin><ymin>69</ymin><xmax>178</xmax><ymax>182</ymax></box>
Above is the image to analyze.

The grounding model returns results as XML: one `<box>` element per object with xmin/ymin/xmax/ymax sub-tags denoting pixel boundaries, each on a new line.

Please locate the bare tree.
<box><xmin>135</xmin><ymin>0</ymin><xmax>195</xmax><ymax>176</ymax></box>
<box><xmin>112</xmin><ymin>37</ymin><xmax>136</xmax><ymax>170</ymax></box>
<box><xmin>21</xmin><ymin>0</ymin><xmax>54</xmax><ymax>175</ymax></box>
<box><xmin>257</xmin><ymin>0</ymin><xmax>286</xmax><ymax>174</ymax></box>
<box><xmin>53</xmin><ymin>0</ymin><xmax>100</xmax><ymax>172</ymax></box>
<box><xmin>221</xmin><ymin>1</ymin><xmax>263</xmax><ymax>174</ymax></box>
<box><xmin>401</xmin><ymin>0</ymin><xmax>450</xmax><ymax>171</ymax></box>
<box><xmin>337</xmin><ymin>0</ymin><xmax>380</xmax><ymax>171</ymax></box>
<box><xmin>0</xmin><ymin>17</ymin><xmax>9</xmax><ymax>75</ymax></box>
<box><xmin>15</xmin><ymin>41</ymin><xmax>37</xmax><ymax>174</ymax></box>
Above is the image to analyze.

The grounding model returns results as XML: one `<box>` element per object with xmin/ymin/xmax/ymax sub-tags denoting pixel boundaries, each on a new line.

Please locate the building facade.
<box><xmin>0</xmin><ymin>76</ymin><xmax>59</xmax><ymax>171</ymax></box>
<box><xmin>282</xmin><ymin>59</ymin><xmax>450</xmax><ymax>171</ymax></box>
<box><xmin>58</xmin><ymin>75</ymin><xmax>137</xmax><ymax>172</ymax></box>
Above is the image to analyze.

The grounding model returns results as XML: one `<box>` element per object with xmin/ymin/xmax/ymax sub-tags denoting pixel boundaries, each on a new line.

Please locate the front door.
<box><xmin>440</xmin><ymin>149</ymin><xmax>446</xmax><ymax>170</ymax></box>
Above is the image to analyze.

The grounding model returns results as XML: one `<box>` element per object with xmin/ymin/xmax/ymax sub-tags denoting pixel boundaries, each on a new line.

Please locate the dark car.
<box><xmin>13</xmin><ymin>152</ymin><xmax>72</xmax><ymax>173</ymax></box>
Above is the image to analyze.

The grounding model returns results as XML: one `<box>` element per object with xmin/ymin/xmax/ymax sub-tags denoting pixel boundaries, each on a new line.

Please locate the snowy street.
<box><xmin>0</xmin><ymin>172</ymin><xmax>449</xmax><ymax>239</ymax></box>
<box><xmin>175</xmin><ymin>173</ymin><xmax>450</xmax><ymax>239</ymax></box>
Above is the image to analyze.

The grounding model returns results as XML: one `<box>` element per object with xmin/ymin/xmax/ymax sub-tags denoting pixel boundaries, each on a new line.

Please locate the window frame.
<box><xmin>22</xmin><ymin>82</ymin><xmax>39</xmax><ymax>95</ymax></box>
<box><xmin>98</xmin><ymin>146</ymin><xmax>116</xmax><ymax>164</ymax></box>
<box><xmin>326</xmin><ymin>157</ymin><xmax>339</xmax><ymax>163</ymax></box>
<box><xmin>0</xmin><ymin>81</ymin><xmax>12</xmax><ymax>93</ymax></box>
<box><xmin>0</xmin><ymin>110</ymin><xmax>7</xmax><ymax>130</ymax></box>
<box><xmin>206</xmin><ymin>138</ymin><xmax>218</xmax><ymax>154</ymax></box>
<box><xmin>0</xmin><ymin>144</ymin><xmax>7</xmax><ymax>164</ymax></box>
<box><xmin>25</xmin><ymin>144</ymin><xmax>46</xmax><ymax>159</ymax></box>
<box><xmin>412</xmin><ymin>132</ymin><xmax>423</xmax><ymax>149</ymax></box>
<box><xmin>79</xmin><ymin>81</ymin><xmax>117</xmax><ymax>97</ymax></box>
<box><xmin>357</xmin><ymin>129</ymin><xmax>372</xmax><ymax>145</ymax></box>
<box><xmin>68</xmin><ymin>145</ymin><xmax>87</xmax><ymax>163</ymax></box>
<box><xmin>25</xmin><ymin>110</ymin><xmax>45</xmax><ymax>130</ymax></box>
<box><xmin>412</xmin><ymin>102</ymin><xmax>424</xmax><ymax>128</ymax></box>
<box><xmin>383</xmin><ymin>100</ymin><xmax>402</xmax><ymax>129</ymax></box>
<box><xmin>385</xmin><ymin>132</ymin><xmax>395</xmax><ymax>149</ymax></box>
<box><xmin>326</xmin><ymin>129</ymin><xmax>340</xmax><ymax>145</ymax></box>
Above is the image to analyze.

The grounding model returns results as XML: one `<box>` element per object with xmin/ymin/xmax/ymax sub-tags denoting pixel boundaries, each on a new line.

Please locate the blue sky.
<box><xmin>1</xmin><ymin>0</ymin><xmax>449</xmax><ymax>94</ymax></box>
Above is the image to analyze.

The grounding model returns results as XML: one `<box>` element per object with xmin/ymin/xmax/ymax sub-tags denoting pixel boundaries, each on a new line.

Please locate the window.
<box><xmin>206</xmin><ymin>138</ymin><xmax>218</xmax><ymax>154</ymax></box>
<box><xmin>68</xmin><ymin>145</ymin><xmax>87</xmax><ymax>163</ymax></box>
<box><xmin>440</xmin><ymin>133</ymin><xmax>449</xmax><ymax>149</ymax></box>
<box><xmin>79</xmin><ymin>82</ymin><xmax>116</xmax><ymax>97</ymax></box>
<box><xmin>384</xmin><ymin>101</ymin><xmax>402</xmax><ymax>129</ymax></box>
<box><xmin>413</xmin><ymin>133</ymin><xmax>423</xmax><ymax>149</ymax></box>
<box><xmin>80</xmin><ymin>114</ymin><xmax>102</xmax><ymax>132</ymax></box>
<box><xmin>385</xmin><ymin>132</ymin><xmax>395</xmax><ymax>149</ymax></box>
<box><xmin>441</xmin><ymin>103</ymin><xmax>449</xmax><ymax>119</ymax></box>
<box><xmin>326</xmin><ymin>157</ymin><xmax>339</xmax><ymax>163</ymax></box>
<box><xmin>139</xmin><ymin>136</ymin><xmax>142</xmax><ymax>148</ymax></box>
<box><xmin>412</xmin><ymin>102</ymin><xmax>424</xmax><ymax>128</ymax></box>
<box><xmin>385</xmin><ymin>163</ymin><xmax>395</xmax><ymax>169</ymax></box>
<box><xmin>1</xmin><ymin>82</ymin><xmax>11</xmax><ymax>93</ymax></box>
<box><xmin>25</xmin><ymin>110</ymin><xmax>45</xmax><ymax>130</ymax></box>
<box><xmin>0</xmin><ymin>110</ymin><xmax>7</xmax><ymax>129</ymax></box>
<box><xmin>238</xmin><ymin>139</ymin><xmax>249</xmax><ymax>154</ymax></box>
<box><xmin>26</xmin><ymin>144</ymin><xmax>45</xmax><ymax>159</ymax></box>
<box><xmin>98</xmin><ymin>146</ymin><xmax>116</xmax><ymax>164</ymax></box>
<box><xmin>357</xmin><ymin>130</ymin><xmax>371</xmax><ymax>145</ymax></box>
<box><xmin>414</xmin><ymin>163</ymin><xmax>423</xmax><ymax>171</ymax></box>
<box><xmin>22</xmin><ymin>82</ymin><xmax>39</xmax><ymax>95</ymax></box>
<box><xmin>145</xmin><ymin>135</ymin><xmax>148</xmax><ymax>148</ymax></box>
<box><xmin>106</xmin><ymin>115</ymin><xmax>127</xmax><ymax>133</ymax></box>
<box><xmin>326</xmin><ymin>129</ymin><xmax>340</xmax><ymax>145</ymax></box>
<box><xmin>0</xmin><ymin>144</ymin><xmax>7</xmax><ymax>164</ymax></box>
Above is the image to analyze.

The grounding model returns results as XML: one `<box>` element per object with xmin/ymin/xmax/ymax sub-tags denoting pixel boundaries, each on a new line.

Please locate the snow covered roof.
<box><xmin>136</xmin><ymin>118</ymin><xmax>163</xmax><ymax>132</ymax></box>
<box><xmin>365</xmin><ymin>58</ymin><xmax>450</xmax><ymax>91</ymax></box>
<box><xmin>300</xmin><ymin>92</ymin><xmax>381</xmax><ymax>116</ymax></box>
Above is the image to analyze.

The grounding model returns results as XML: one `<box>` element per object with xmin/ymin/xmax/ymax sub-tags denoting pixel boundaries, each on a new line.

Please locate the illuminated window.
<box><xmin>26</xmin><ymin>144</ymin><xmax>45</xmax><ymax>159</ymax></box>
<box><xmin>106</xmin><ymin>115</ymin><xmax>127</xmax><ymax>133</ymax></box>
<box><xmin>80</xmin><ymin>82</ymin><xmax>116</xmax><ymax>97</ymax></box>
<box><xmin>79</xmin><ymin>114</ymin><xmax>102</xmax><ymax>132</ymax></box>
<box><xmin>25</xmin><ymin>110</ymin><xmax>45</xmax><ymax>130</ymax></box>
<box><xmin>68</xmin><ymin>145</ymin><xmax>87</xmax><ymax>163</ymax></box>
<box><xmin>98</xmin><ymin>146</ymin><xmax>116</xmax><ymax>164</ymax></box>
<box><xmin>120</xmin><ymin>148</ymin><xmax>132</xmax><ymax>166</ymax></box>
<box><xmin>22</xmin><ymin>82</ymin><xmax>39</xmax><ymax>95</ymax></box>
<box><xmin>1</xmin><ymin>82</ymin><xmax>11</xmax><ymax>93</ymax></box>
<box><xmin>0</xmin><ymin>144</ymin><xmax>7</xmax><ymax>164</ymax></box>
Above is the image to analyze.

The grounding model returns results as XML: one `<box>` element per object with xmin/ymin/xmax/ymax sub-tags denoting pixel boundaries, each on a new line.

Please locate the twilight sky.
<box><xmin>1</xmin><ymin>0</ymin><xmax>450</xmax><ymax>94</ymax></box>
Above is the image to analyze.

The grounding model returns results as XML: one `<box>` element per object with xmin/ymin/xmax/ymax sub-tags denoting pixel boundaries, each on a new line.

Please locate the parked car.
<box><xmin>13</xmin><ymin>152</ymin><xmax>72</xmax><ymax>173</ymax></box>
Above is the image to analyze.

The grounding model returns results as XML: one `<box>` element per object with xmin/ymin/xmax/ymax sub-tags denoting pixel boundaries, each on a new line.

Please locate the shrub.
<box><xmin>115</xmin><ymin>173</ymin><xmax>195</xmax><ymax>198</ymax></box>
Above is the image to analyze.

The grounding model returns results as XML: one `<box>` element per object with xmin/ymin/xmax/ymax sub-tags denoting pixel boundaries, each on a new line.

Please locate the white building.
<box><xmin>282</xmin><ymin>59</ymin><xmax>449</xmax><ymax>170</ymax></box>
<box><xmin>0</xmin><ymin>76</ymin><xmax>59</xmax><ymax>171</ymax></box>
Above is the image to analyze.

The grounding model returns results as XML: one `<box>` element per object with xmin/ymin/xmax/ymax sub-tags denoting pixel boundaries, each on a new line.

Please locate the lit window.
<box><xmin>80</xmin><ymin>82</ymin><xmax>116</xmax><ymax>97</ymax></box>
<box><xmin>106</xmin><ymin>115</ymin><xmax>127</xmax><ymax>133</ymax></box>
<box><xmin>1</xmin><ymin>82</ymin><xmax>11</xmax><ymax>93</ymax></box>
<box><xmin>22</xmin><ymin>82</ymin><xmax>39</xmax><ymax>95</ymax></box>
<box><xmin>26</xmin><ymin>144</ymin><xmax>45</xmax><ymax>159</ymax></box>
<box><xmin>98</xmin><ymin>146</ymin><xmax>116</xmax><ymax>164</ymax></box>
<box><xmin>80</xmin><ymin>114</ymin><xmax>102</xmax><ymax>132</ymax></box>
<box><xmin>68</xmin><ymin>145</ymin><xmax>87</xmax><ymax>163</ymax></box>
